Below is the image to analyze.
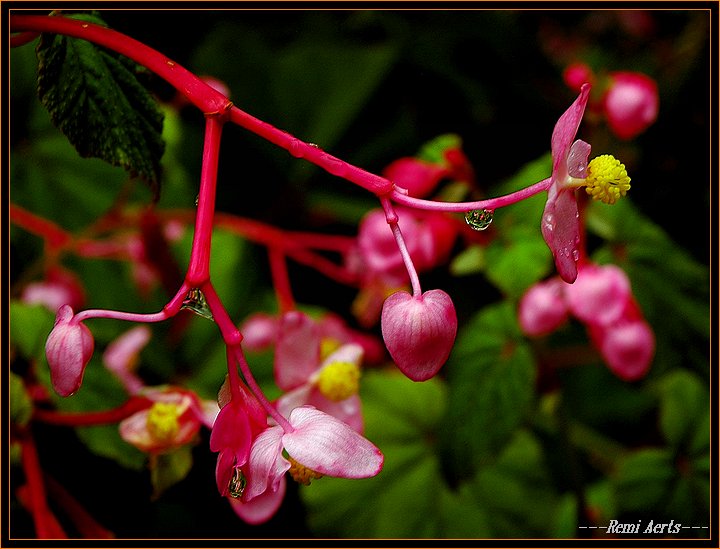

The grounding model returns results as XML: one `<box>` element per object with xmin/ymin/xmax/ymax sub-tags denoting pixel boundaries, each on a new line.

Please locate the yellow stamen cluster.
<box><xmin>146</xmin><ymin>402</ymin><xmax>181</xmax><ymax>442</ymax></box>
<box><xmin>319</xmin><ymin>337</ymin><xmax>342</xmax><ymax>361</ymax></box>
<box><xmin>316</xmin><ymin>361</ymin><xmax>360</xmax><ymax>401</ymax></box>
<box><xmin>288</xmin><ymin>457</ymin><xmax>323</xmax><ymax>486</ymax></box>
<box><xmin>584</xmin><ymin>154</ymin><xmax>631</xmax><ymax>205</ymax></box>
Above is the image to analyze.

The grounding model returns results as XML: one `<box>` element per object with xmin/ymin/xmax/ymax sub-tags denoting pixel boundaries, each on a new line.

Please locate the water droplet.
<box><xmin>194</xmin><ymin>194</ymin><xmax>200</xmax><ymax>206</ymax></box>
<box><xmin>572</xmin><ymin>249</ymin><xmax>580</xmax><ymax>261</ymax></box>
<box><xmin>464</xmin><ymin>209</ymin><xmax>494</xmax><ymax>231</ymax></box>
<box><xmin>181</xmin><ymin>288</ymin><xmax>214</xmax><ymax>320</ymax></box>
<box><xmin>543</xmin><ymin>213</ymin><xmax>556</xmax><ymax>233</ymax></box>
<box><xmin>308</xmin><ymin>143</ymin><xmax>319</xmax><ymax>148</ymax></box>
<box><xmin>228</xmin><ymin>466</ymin><xmax>246</xmax><ymax>499</ymax></box>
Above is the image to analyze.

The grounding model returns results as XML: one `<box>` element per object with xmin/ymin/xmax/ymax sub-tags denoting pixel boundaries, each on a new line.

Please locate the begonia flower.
<box><xmin>21</xmin><ymin>267</ymin><xmax>85</xmax><ymax>313</ymax></box>
<box><xmin>518</xmin><ymin>276</ymin><xmax>569</xmax><ymax>336</ymax></box>
<box><xmin>119</xmin><ymin>387</ymin><xmax>217</xmax><ymax>454</ymax></box>
<box><xmin>102</xmin><ymin>325</ymin><xmax>152</xmax><ymax>394</ymax></box>
<box><xmin>381</xmin><ymin>289</ymin><xmax>457</xmax><ymax>381</ymax></box>
<box><xmin>45</xmin><ymin>305</ymin><xmax>94</xmax><ymax>397</ymax></box>
<box><xmin>603</xmin><ymin>71</ymin><xmax>659</xmax><ymax>140</ymax></box>
<box><xmin>593</xmin><ymin>318</ymin><xmax>655</xmax><ymax>381</ymax></box>
<box><xmin>241</xmin><ymin>406</ymin><xmax>383</xmax><ymax>505</ymax></box>
<box><xmin>274</xmin><ymin>311</ymin><xmax>364</xmax><ymax>432</ymax></box>
<box><xmin>563</xmin><ymin>263</ymin><xmax>632</xmax><ymax>325</ymax></box>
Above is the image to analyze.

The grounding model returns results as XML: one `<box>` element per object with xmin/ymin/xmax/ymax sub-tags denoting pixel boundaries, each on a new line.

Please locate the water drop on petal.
<box><xmin>464</xmin><ymin>209</ymin><xmax>494</xmax><ymax>231</ymax></box>
<box><xmin>228</xmin><ymin>466</ymin><xmax>246</xmax><ymax>498</ymax></box>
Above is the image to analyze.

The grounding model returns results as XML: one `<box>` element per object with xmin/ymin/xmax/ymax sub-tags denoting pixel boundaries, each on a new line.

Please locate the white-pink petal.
<box><xmin>245</xmin><ymin>426</ymin><xmax>289</xmax><ymax>501</ymax></box>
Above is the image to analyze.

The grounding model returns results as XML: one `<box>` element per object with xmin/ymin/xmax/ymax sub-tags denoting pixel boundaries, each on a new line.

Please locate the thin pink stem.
<box><xmin>10</xmin><ymin>203</ymin><xmax>72</xmax><ymax>250</ymax></box>
<box><xmin>268</xmin><ymin>248</ymin><xmax>295</xmax><ymax>313</ymax></box>
<box><xmin>390</xmin><ymin>177</ymin><xmax>553</xmax><ymax>212</ymax></box>
<box><xmin>380</xmin><ymin>197</ymin><xmax>422</xmax><ymax>297</ymax></box>
<box><xmin>10</xmin><ymin>15</ymin><xmax>229</xmax><ymax>114</ymax></box>
<box><xmin>228</xmin><ymin>106</ymin><xmax>394</xmax><ymax>195</ymax></box>
<box><xmin>187</xmin><ymin>116</ymin><xmax>224</xmax><ymax>286</ymax></box>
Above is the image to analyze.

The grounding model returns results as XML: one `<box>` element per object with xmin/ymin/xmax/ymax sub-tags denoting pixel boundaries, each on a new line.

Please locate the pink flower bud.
<box><xmin>595</xmin><ymin>320</ymin><xmax>655</xmax><ymax>381</ymax></box>
<box><xmin>564</xmin><ymin>264</ymin><xmax>632</xmax><ymax>326</ymax></box>
<box><xmin>381</xmin><ymin>289</ymin><xmax>457</xmax><ymax>381</ymax></box>
<box><xmin>239</xmin><ymin>313</ymin><xmax>279</xmax><ymax>352</ymax></box>
<box><xmin>603</xmin><ymin>71</ymin><xmax>659</xmax><ymax>140</ymax></box>
<box><xmin>563</xmin><ymin>62</ymin><xmax>594</xmax><ymax>93</ymax></box>
<box><xmin>518</xmin><ymin>277</ymin><xmax>569</xmax><ymax>336</ymax></box>
<box><xmin>45</xmin><ymin>305</ymin><xmax>94</xmax><ymax>397</ymax></box>
<box><xmin>383</xmin><ymin>158</ymin><xmax>448</xmax><ymax>198</ymax></box>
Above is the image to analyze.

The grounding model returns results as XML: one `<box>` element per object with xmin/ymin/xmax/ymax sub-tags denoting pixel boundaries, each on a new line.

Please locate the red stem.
<box><xmin>43</xmin><ymin>475</ymin><xmax>114</xmax><ymax>539</ymax></box>
<box><xmin>32</xmin><ymin>396</ymin><xmax>151</xmax><ymax>426</ymax></box>
<box><xmin>10</xmin><ymin>204</ymin><xmax>72</xmax><ymax>250</ymax></box>
<box><xmin>268</xmin><ymin>247</ymin><xmax>295</xmax><ymax>313</ymax></box>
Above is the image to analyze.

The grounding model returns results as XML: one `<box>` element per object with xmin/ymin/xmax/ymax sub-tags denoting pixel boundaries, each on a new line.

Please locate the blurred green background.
<box><xmin>10</xmin><ymin>9</ymin><xmax>711</xmax><ymax>539</ymax></box>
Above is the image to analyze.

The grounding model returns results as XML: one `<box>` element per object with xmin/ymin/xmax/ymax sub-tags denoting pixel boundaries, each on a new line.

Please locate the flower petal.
<box><xmin>245</xmin><ymin>426</ymin><xmax>289</xmax><ymax>501</ymax></box>
<box><xmin>230</xmin><ymin>475</ymin><xmax>286</xmax><ymax>525</ymax></box>
<box><xmin>567</xmin><ymin>139</ymin><xmax>591</xmax><ymax>179</ymax></box>
<box><xmin>541</xmin><ymin>185</ymin><xmax>580</xmax><ymax>284</ymax></box>
<box><xmin>274</xmin><ymin>312</ymin><xmax>321</xmax><ymax>391</ymax></box>
<box><xmin>551</xmin><ymin>84</ymin><xmax>591</xmax><ymax>175</ymax></box>
<box><xmin>283</xmin><ymin>406</ymin><xmax>383</xmax><ymax>479</ymax></box>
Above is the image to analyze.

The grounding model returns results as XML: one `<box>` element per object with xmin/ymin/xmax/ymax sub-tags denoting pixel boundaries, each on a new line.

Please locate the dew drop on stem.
<box><xmin>464</xmin><ymin>209</ymin><xmax>494</xmax><ymax>231</ymax></box>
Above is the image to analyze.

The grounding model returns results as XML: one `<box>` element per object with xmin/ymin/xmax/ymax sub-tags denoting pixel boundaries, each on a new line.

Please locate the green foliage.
<box><xmin>36</xmin><ymin>13</ymin><xmax>165</xmax><ymax>192</ymax></box>
<box><xmin>10</xmin><ymin>372</ymin><xmax>34</xmax><ymax>427</ymax></box>
<box><xmin>150</xmin><ymin>446</ymin><xmax>195</xmax><ymax>499</ymax></box>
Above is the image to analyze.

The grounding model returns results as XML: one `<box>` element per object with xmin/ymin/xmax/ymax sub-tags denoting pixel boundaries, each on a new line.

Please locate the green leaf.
<box><xmin>36</xmin><ymin>13</ymin><xmax>165</xmax><ymax>191</ymax></box>
<box><xmin>440</xmin><ymin>302</ymin><xmax>536</xmax><ymax>481</ymax></box>
<box><xmin>303</xmin><ymin>369</ymin><xmax>493</xmax><ymax>537</ymax></box>
<box><xmin>450</xmin><ymin>244</ymin><xmax>485</xmax><ymax>276</ymax></box>
<box><xmin>417</xmin><ymin>133</ymin><xmax>462</xmax><ymax>165</ymax></box>
<box><xmin>657</xmin><ymin>370</ymin><xmax>709</xmax><ymax>450</ymax></box>
<box><xmin>150</xmin><ymin>446</ymin><xmax>194</xmax><ymax>499</ymax></box>
<box><xmin>10</xmin><ymin>301</ymin><xmax>55</xmax><ymax>359</ymax></box>
<box><xmin>10</xmin><ymin>372</ymin><xmax>34</xmax><ymax>427</ymax></box>
<box><xmin>613</xmin><ymin>449</ymin><xmax>675</xmax><ymax>512</ymax></box>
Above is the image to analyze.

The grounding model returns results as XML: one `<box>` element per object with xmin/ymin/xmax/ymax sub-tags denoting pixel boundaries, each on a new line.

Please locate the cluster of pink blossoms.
<box><xmin>20</xmin><ymin>13</ymin><xmax>660</xmax><ymax>530</ymax></box>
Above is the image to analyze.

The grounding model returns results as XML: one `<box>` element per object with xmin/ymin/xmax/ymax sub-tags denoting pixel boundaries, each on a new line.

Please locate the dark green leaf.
<box><xmin>440</xmin><ymin>302</ymin><xmax>536</xmax><ymax>481</ymax></box>
<box><xmin>614</xmin><ymin>449</ymin><xmax>675</xmax><ymax>512</ymax></box>
<box><xmin>10</xmin><ymin>301</ymin><xmax>55</xmax><ymax>359</ymax></box>
<box><xmin>150</xmin><ymin>446</ymin><xmax>194</xmax><ymax>499</ymax></box>
<box><xmin>36</xmin><ymin>13</ymin><xmax>165</xmax><ymax>191</ymax></box>
<box><xmin>10</xmin><ymin>372</ymin><xmax>34</xmax><ymax>427</ymax></box>
<box><xmin>417</xmin><ymin>134</ymin><xmax>462</xmax><ymax>165</ymax></box>
<box><xmin>657</xmin><ymin>370</ymin><xmax>709</xmax><ymax>450</ymax></box>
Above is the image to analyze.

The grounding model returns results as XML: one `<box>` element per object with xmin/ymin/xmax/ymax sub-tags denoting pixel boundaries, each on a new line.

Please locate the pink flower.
<box><xmin>239</xmin><ymin>312</ymin><xmax>279</xmax><ymax>352</ymax></box>
<box><xmin>240</xmin><ymin>406</ymin><xmax>382</xmax><ymax>511</ymax></box>
<box><xmin>383</xmin><ymin>157</ymin><xmax>448</xmax><ymax>198</ymax></box>
<box><xmin>518</xmin><ymin>277</ymin><xmax>569</xmax><ymax>336</ymax></box>
<box><xmin>274</xmin><ymin>312</ymin><xmax>364</xmax><ymax>432</ymax></box>
<box><xmin>593</xmin><ymin>317</ymin><xmax>655</xmax><ymax>381</ymax></box>
<box><xmin>21</xmin><ymin>267</ymin><xmax>85</xmax><ymax>313</ymax></box>
<box><xmin>603</xmin><ymin>72</ymin><xmax>659</xmax><ymax>140</ymax></box>
<box><xmin>381</xmin><ymin>289</ymin><xmax>457</xmax><ymax>381</ymax></box>
<box><xmin>563</xmin><ymin>62</ymin><xmax>595</xmax><ymax>93</ymax></box>
<box><xmin>563</xmin><ymin>263</ymin><xmax>632</xmax><ymax>325</ymax></box>
<box><xmin>541</xmin><ymin>84</ymin><xmax>592</xmax><ymax>284</ymax></box>
<box><xmin>102</xmin><ymin>325</ymin><xmax>151</xmax><ymax>394</ymax></box>
<box><xmin>45</xmin><ymin>305</ymin><xmax>94</xmax><ymax>397</ymax></box>
<box><xmin>210</xmin><ymin>379</ymin><xmax>267</xmax><ymax>499</ymax></box>
<box><xmin>119</xmin><ymin>387</ymin><xmax>216</xmax><ymax>454</ymax></box>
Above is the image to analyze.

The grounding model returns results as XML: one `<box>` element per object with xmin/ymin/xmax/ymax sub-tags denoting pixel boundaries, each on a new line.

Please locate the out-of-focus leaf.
<box><xmin>462</xmin><ymin>430</ymin><xmax>565</xmax><ymax>537</ymax></box>
<box><xmin>303</xmin><ymin>369</ymin><xmax>493</xmax><ymax>538</ymax></box>
<box><xmin>36</xmin><ymin>13</ymin><xmax>165</xmax><ymax>191</ymax></box>
<box><xmin>10</xmin><ymin>372</ymin><xmax>34</xmax><ymax>427</ymax></box>
<box><xmin>417</xmin><ymin>133</ymin><xmax>462</xmax><ymax>165</ymax></box>
<box><xmin>450</xmin><ymin>244</ymin><xmax>485</xmax><ymax>276</ymax></box>
<box><xmin>657</xmin><ymin>370</ymin><xmax>708</xmax><ymax>450</ymax></box>
<box><xmin>10</xmin><ymin>301</ymin><xmax>55</xmax><ymax>359</ymax></box>
<box><xmin>440</xmin><ymin>302</ymin><xmax>536</xmax><ymax>481</ymax></box>
<box><xmin>613</xmin><ymin>449</ymin><xmax>675</xmax><ymax>512</ymax></box>
<box><xmin>150</xmin><ymin>446</ymin><xmax>194</xmax><ymax>499</ymax></box>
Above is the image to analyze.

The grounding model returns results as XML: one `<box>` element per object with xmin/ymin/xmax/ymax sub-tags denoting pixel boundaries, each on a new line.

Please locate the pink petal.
<box><xmin>541</xmin><ymin>186</ymin><xmax>580</xmax><ymax>284</ymax></box>
<box><xmin>564</xmin><ymin>264</ymin><xmax>632</xmax><ymax>325</ymax></box>
<box><xmin>381</xmin><ymin>289</ymin><xmax>458</xmax><ymax>381</ymax></box>
<box><xmin>518</xmin><ymin>277</ymin><xmax>569</xmax><ymax>336</ymax></box>
<box><xmin>215</xmin><ymin>449</ymin><xmax>237</xmax><ymax>496</ymax></box>
<box><xmin>567</xmin><ymin>139</ymin><xmax>591</xmax><ymax>179</ymax></box>
<box><xmin>209</xmin><ymin>402</ymin><xmax>252</xmax><ymax>459</ymax></box>
<box><xmin>45</xmin><ymin>305</ymin><xmax>94</xmax><ymax>397</ymax></box>
<box><xmin>274</xmin><ymin>311</ymin><xmax>321</xmax><ymax>390</ymax></box>
<box><xmin>597</xmin><ymin>320</ymin><xmax>655</xmax><ymax>381</ymax></box>
<box><xmin>245</xmin><ymin>426</ymin><xmax>289</xmax><ymax>501</ymax></box>
<box><xmin>306</xmin><ymin>391</ymin><xmax>364</xmax><ymax>434</ymax></box>
<box><xmin>551</xmin><ymin>84</ymin><xmax>591</xmax><ymax>176</ymax></box>
<box><xmin>230</xmin><ymin>475</ymin><xmax>286</xmax><ymax>525</ymax></box>
<box><xmin>283</xmin><ymin>406</ymin><xmax>383</xmax><ymax>479</ymax></box>
<box><xmin>275</xmin><ymin>384</ymin><xmax>314</xmax><ymax>419</ymax></box>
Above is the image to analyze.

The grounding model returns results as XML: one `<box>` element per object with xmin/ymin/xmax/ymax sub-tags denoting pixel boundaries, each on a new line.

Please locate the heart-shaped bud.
<box><xmin>381</xmin><ymin>290</ymin><xmax>457</xmax><ymax>381</ymax></box>
<box><xmin>45</xmin><ymin>305</ymin><xmax>94</xmax><ymax>397</ymax></box>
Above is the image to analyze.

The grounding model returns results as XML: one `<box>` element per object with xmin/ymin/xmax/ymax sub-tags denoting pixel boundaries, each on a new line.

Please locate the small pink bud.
<box><xmin>564</xmin><ymin>264</ymin><xmax>632</xmax><ymax>326</ymax></box>
<box><xmin>603</xmin><ymin>71</ymin><xmax>659</xmax><ymax>140</ymax></box>
<box><xmin>596</xmin><ymin>320</ymin><xmax>655</xmax><ymax>381</ymax></box>
<box><xmin>45</xmin><ymin>305</ymin><xmax>94</xmax><ymax>397</ymax></box>
<box><xmin>381</xmin><ymin>289</ymin><xmax>457</xmax><ymax>381</ymax></box>
<box><xmin>239</xmin><ymin>313</ymin><xmax>279</xmax><ymax>352</ymax></box>
<box><xmin>563</xmin><ymin>62</ymin><xmax>594</xmax><ymax>93</ymax></box>
<box><xmin>383</xmin><ymin>157</ymin><xmax>448</xmax><ymax>198</ymax></box>
<box><xmin>519</xmin><ymin>277</ymin><xmax>569</xmax><ymax>336</ymax></box>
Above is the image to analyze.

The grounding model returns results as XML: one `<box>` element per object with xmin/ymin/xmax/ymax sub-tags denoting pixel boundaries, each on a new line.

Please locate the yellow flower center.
<box><xmin>584</xmin><ymin>155</ymin><xmax>631</xmax><ymax>205</ymax></box>
<box><xmin>146</xmin><ymin>402</ymin><xmax>181</xmax><ymax>442</ymax></box>
<box><xmin>288</xmin><ymin>456</ymin><xmax>323</xmax><ymax>486</ymax></box>
<box><xmin>319</xmin><ymin>337</ymin><xmax>342</xmax><ymax>360</ymax></box>
<box><xmin>316</xmin><ymin>361</ymin><xmax>360</xmax><ymax>401</ymax></box>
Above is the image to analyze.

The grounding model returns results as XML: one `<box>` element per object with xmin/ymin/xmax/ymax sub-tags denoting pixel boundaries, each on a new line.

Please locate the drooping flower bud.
<box><xmin>45</xmin><ymin>305</ymin><xmax>94</xmax><ymax>397</ymax></box>
<box><xmin>383</xmin><ymin>157</ymin><xmax>448</xmax><ymax>198</ymax></box>
<box><xmin>381</xmin><ymin>289</ymin><xmax>457</xmax><ymax>381</ymax></box>
<box><xmin>564</xmin><ymin>264</ymin><xmax>632</xmax><ymax>326</ymax></box>
<box><xmin>518</xmin><ymin>277</ymin><xmax>569</xmax><ymax>336</ymax></box>
<box><xmin>594</xmin><ymin>320</ymin><xmax>655</xmax><ymax>381</ymax></box>
<box><xmin>563</xmin><ymin>62</ymin><xmax>594</xmax><ymax>93</ymax></box>
<box><xmin>603</xmin><ymin>71</ymin><xmax>659</xmax><ymax>140</ymax></box>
